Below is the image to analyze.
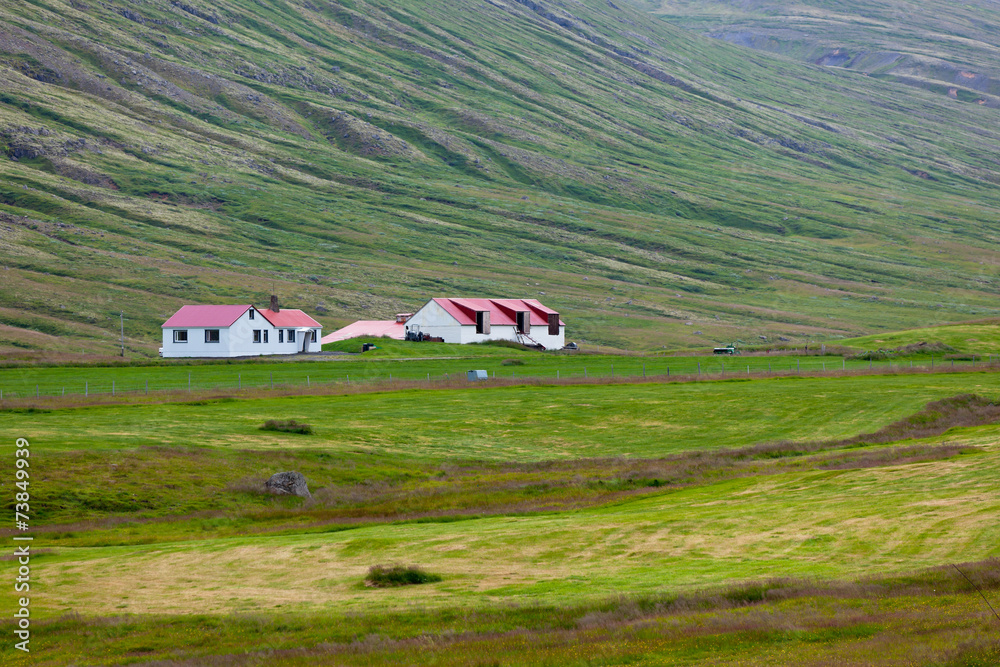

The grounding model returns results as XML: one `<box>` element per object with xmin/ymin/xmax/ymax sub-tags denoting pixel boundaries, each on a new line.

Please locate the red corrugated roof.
<box><xmin>162</xmin><ymin>305</ymin><xmax>251</xmax><ymax>328</ymax></box>
<box><xmin>258</xmin><ymin>308</ymin><xmax>322</xmax><ymax>328</ymax></box>
<box><xmin>321</xmin><ymin>320</ymin><xmax>406</xmax><ymax>343</ymax></box>
<box><xmin>432</xmin><ymin>298</ymin><xmax>562</xmax><ymax>326</ymax></box>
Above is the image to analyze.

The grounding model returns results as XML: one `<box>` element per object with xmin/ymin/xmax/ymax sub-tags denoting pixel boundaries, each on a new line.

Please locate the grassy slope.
<box><xmin>639</xmin><ymin>0</ymin><xmax>1000</xmax><ymax>98</ymax></box>
<box><xmin>1</xmin><ymin>0</ymin><xmax>1000</xmax><ymax>354</ymax></box>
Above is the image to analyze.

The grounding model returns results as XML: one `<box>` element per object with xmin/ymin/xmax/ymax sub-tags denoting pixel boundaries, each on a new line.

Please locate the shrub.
<box><xmin>365</xmin><ymin>564</ymin><xmax>442</xmax><ymax>588</ymax></box>
<box><xmin>260</xmin><ymin>419</ymin><xmax>313</xmax><ymax>434</ymax></box>
<box><xmin>501</xmin><ymin>358</ymin><xmax>525</xmax><ymax>366</ymax></box>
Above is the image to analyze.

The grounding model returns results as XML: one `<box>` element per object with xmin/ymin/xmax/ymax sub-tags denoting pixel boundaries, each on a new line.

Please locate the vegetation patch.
<box><xmin>260</xmin><ymin>419</ymin><xmax>313</xmax><ymax>434</ymax></box>
<box><xmin>365</xmin><ymin>564</ymin><xmax>442</xmax><ymax>588</ymax></box>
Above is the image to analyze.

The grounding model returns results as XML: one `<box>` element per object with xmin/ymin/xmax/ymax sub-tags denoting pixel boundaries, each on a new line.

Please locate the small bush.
<box><xmin>501</xmin><ymin>358</ymin><xmax>525</xmax><ymax>366</ymax></box>
<box><xmin>260</xmin><ymin>419</ymin><xmax>313</xmax><ymax>434</ymax></box>
<box><xmin>365</xmin><ymin>564</ymin><xmax>442</xmax><ymax>588</ymax></box>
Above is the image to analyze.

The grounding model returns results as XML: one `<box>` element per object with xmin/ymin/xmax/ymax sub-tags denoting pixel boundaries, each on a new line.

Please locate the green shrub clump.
<box><xmin>260</xmin><ymin>419</ymin><xmax>313</xmax><ymax>434</ymax></box>
<box><xmin>501</xmin><ymin>358</ymin><xmax>525</xmax><ymax>366</ymax></box>
<box><xmin>365</xmin><ymin>564</ymin><xmax>442</xmax><ymax>588</ymax></box>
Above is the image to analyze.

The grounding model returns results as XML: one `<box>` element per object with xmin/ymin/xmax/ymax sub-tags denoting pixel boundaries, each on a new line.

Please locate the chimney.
<box><xmin>270</xmin><ymin>295</ymin><xmax>279</xmax><ymax>312</ymax></box>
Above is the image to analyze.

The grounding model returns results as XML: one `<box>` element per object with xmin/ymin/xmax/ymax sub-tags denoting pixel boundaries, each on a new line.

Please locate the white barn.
<box><xmin>160</xmin><ymin>302</ymin><xmax>322</xmax><ymax>358</ymax></box>
<box><xmin>404</xmin><ymin>298</ymin><xmax>565</xmax><ymax>349</ymax></box>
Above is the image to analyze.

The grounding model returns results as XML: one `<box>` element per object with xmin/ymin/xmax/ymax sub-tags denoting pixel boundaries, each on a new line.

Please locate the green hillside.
<box><xmin>1</xmin><ymin>0</ymin><xmax>1000</xmax><ymax>356</ymax></box>
<box><xmin>640</xmin><ymin>0</ymin><xmax>1000</xmax><ymax>100</ymax></box>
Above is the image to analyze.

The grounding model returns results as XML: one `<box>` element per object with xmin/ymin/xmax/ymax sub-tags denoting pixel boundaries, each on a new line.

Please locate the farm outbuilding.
<box><xmin>404</xmin><ymin>298</ymin><xmax>564</xmax><ymax>349</ymax></box>
<box><xmin>160</xmin><ymin>299</ymin><xmax>322</xmax><ymax>358</ymax></box>
<box><xmin>320</xmin><ymin>313</ymin><xmax>410</xmax><ymax>344</ymax></box>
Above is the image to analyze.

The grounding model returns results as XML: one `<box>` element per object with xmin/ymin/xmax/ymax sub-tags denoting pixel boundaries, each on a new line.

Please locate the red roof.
<box><xmin>432</xmin><ymin>298</ymin><xmax>563</xmax><ymax>326</ymax></box>
<box><xmin>258</xmin><ymin>308</ymin><xmax>322</xmax><ymax>328</ymax></box>
<box><xmin>162</xmin><ymin>305</ymin><xmax>251</xmax><ymax>328</ymax></box>
<box><xmin>321</xmin><ymin>320</ymin><xmax>406</xmax><ymax>343</ymax></box>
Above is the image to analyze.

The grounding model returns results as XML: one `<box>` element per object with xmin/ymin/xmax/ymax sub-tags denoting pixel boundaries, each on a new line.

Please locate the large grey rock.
<box><xmin>264</xmin><ymin>471</ymin><xmax>311</xmax><ymax>498</ymax></box>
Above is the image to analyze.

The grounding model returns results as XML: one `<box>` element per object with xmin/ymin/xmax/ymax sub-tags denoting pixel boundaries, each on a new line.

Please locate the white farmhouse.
<box><xmin>160</xmin><ymin>299</ymin><xmax>322</xmax><ymax>358</ymax></box>
<box><xmin>404</xmin><ymin>298</ymin><xmax>564</xmax><ymax>349</ymax></box>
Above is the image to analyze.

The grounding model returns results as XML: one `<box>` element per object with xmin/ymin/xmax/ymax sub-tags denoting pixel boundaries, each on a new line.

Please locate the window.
<box><xmin>205</xmin><ymin>329</ymin><xmax>220</xmax><ymax>343</ymax></box>
<box><xmin>173</xmin><ymin>330</ymin><xmax>188</xmax><ymax>343</ymax></box>
<box><xmin>279</xmin><ymin>329</ymin><xmax>284</xmax><ymax>343</ymax></box>
<box><xmin>249</xmin><ymin>309</ymin><xmax>255</xmax><ymax>320</ymax></box>
<box><xmin>311</xmin><ymin>330</ymin><xmax>317</xmax><ymax>343</ymax></box>
<box><xmin>263</xmin><ymin>330</ymin><xmax>269</xmax><ymax>344</ymax></box>
<box><xmin>516</xmin><ymin>312</ymin><xmax>530</xmax><ymax>334</ymax></box>
<box><xmin>253</xmin><ymin>330</ymin><xmax>261</xmax><ymax>343</ymax></box>
<box><xmin>548</xmin><ymin>313</ymin><xmax>560</xmax><ymax>336</ymax></box>
<box><xmin>475</xmin><ymin>310</ymin><xmax>490</xmax><ymax>334</ymax></box>
<box><xmin>288</xmin><ymin>329</ymin><xmax>296</xmax><ymax>343</ymax></box>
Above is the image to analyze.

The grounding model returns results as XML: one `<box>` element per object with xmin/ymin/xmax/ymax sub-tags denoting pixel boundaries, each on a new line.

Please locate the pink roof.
<box><xmin>321</xmin><ymin>320</ymin><xmax>406</xmax><ymax>344</ymax></box>
<box><xmin>258</xmin><ymin>308</ymin><xmax>322</xmax><ymax>328</ymax></box>
<box><xmin>432</xmin><ymin>298</ymin><xmax>563</xmax><ymax>327</ymax></box>
<box><xmin>162</xmin><ymin>304</ymin><xmax>251</xmax><ymax>328</ymax></box>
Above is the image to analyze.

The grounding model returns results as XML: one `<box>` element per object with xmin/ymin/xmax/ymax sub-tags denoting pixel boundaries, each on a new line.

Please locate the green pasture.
<box><xmin>2</xmin><ymin>369</ymin><xmax>1000</xmax><ymax>664</ymax></box>
<box><xmin>1</xmin><ymin>342</ymin><xmax>992</xmax><ymax>399</ymax></box>
<box><xmin>20</xmin><ymin>427</ymin><xmax>1000</xmax><ymax>618</ymax></box>
<box><xmin>840</xmin><ymin>322</ymin><xmax>1000</xmax><ymax>356</ymax></box>
<box><xmin>4</xmin><ymin>372</ymin><xmax>998</xmax><ymax>458</ymax></box>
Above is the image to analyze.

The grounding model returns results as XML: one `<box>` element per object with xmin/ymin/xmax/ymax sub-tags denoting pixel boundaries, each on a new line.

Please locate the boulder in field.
<box><xmin>264</xmin><ymin>471</ymin><xmax>311</xmax><ymax>498</ymax></box>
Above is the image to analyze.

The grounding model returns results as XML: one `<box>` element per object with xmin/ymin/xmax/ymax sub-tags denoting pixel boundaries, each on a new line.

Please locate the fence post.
<box><xmin>611</xmin><ymin>363</ymin><xmax>614</xmax><ymax>379</ymax></box>
<box><xmin>698</xmin><ymin>362</ymin><xmax>701</xmax><ymax>375</ymax></box>
<box><xmin>307</xmin><ymin>375</ymin><xmax>310</xmax><ymax>388</ymax></box>
<box><xmin>145</xmin><ymin>379</ymin><xmax>148</xmax><ymax>395</ymax></box>
<box><xmin>643</xmin><ymin>362</ymin><xmax>646</xmax><ymax>378</ymax></box>
<box><xmin>270</xmin><ymin>371</ymin><xmax>273</xmax><ymax>389</ymax></box>
<box><xmin>557</xmin><ymin>370</ymin><xmax>560</xmax><ymax>380</ymax></box>
<box><xmin>85</xmin><ymin>381</ymin><xmax>88</xmax><ymax>397</ymax></box>
<box><xmin>667</xmin><ymin>366</ymin><xmax>669</xmax><ymax>377</ymax></box>
<box><xmin>188</xmin><ymin>372</ymin><xmax>191</xmax><ymax>392</ymax></box>
<box><xmin>843</xmin><ymin>358</ymin><xmax>845</xmax><ymax>370</ymax></box>
<box><xmin>347</xmin><ymin>374</ymin><xmax>350</xmax><ymax>385</ymax></box>
<box><xmin>747</xmin><ymin>365</ymin><xmax>750</xmax><ymax>376</ymax></box>
<box><xmin>36</xmin><ymin>384</ymin><xmax>39</xmax><ymax>398</ymax></box>
<box><xmin>822</xmin><ymin>362</ymin><xmax>825</xmax><ymax>372</ymax></box>
<box><xmin>584</xmin><ymin>367</ymin><xmax>587</xmax><ymax>378</ymax></box>
<box><xmin>796</xmin><ymin>359</ymin><xmax>799</xmax><ymax>373</ymax></box>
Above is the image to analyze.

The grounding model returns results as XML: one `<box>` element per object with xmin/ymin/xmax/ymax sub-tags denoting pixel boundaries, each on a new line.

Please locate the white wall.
<box><xmin>161</xmin><ymin>327</ymin><xmax>233</xmax><ymax>358</ymax></box>
<box><xmin>458</xmin><ymin>324</ymin><xmax>565</xmax><ymax>349</ymax></box>
<box><xmin>405</xmin><ymin>300</ymin><xmax>463</xmax><ymax>342</ymax></box>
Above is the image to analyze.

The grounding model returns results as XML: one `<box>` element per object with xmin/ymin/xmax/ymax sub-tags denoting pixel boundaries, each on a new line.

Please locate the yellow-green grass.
<box><xmin>841</xmin><ymin>321</ymin><xmax>1000</xmax><ymax>356</ymax></box>
<box><xmin>21</xmin><ymin>428</ymin><xmax>1000</xmax><ymax>621</ymax></box>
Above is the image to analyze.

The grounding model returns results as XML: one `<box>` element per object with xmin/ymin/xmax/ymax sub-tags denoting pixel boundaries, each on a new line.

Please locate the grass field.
<box><xmin>1</xmin><ymin>362</ymin><xmax>999</xmax><ymax>664</ymax></box>
<box><xmin>2</xmin><ymin>332</ymin><xmax>998</xmax><ymax>400</ymax></box>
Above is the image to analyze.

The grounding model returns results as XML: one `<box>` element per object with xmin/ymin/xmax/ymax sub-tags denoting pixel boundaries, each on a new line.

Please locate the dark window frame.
<box><xmin>205</xmin><ymin>329</ymin><xmax>220</xmax><ymax>343</ymax></box>
<box><xmin>173</xmin><ymin>330</ymin><xmax>188</xmax><ymax>343</ymax></box>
